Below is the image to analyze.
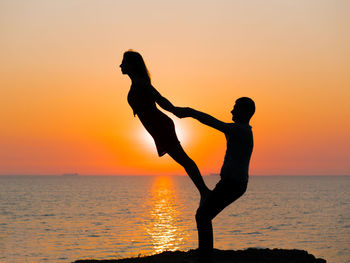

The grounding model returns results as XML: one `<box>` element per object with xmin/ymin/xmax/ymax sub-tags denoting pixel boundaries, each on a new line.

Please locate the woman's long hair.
<box><xmin>123</xmin><ymin>50</ymin><xmax>151</xmax><ymax>83</ymax></box>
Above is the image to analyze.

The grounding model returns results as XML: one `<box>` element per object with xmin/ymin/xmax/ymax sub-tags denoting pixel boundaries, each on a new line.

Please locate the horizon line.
<box><xmin>0</xmin><ymin>174</ymin><xmax>349</xmax><ymax>177</ymax></box>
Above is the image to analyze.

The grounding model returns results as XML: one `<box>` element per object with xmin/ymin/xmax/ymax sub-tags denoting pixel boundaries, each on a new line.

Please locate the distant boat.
<box><xmin>62</xmin><ymin>173</ymin><xmax>79</xmax><ymax>176</ymax></box>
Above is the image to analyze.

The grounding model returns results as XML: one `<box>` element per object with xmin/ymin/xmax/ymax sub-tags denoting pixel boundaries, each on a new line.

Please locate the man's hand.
<box><xmin>173</xmin><ymin>107</ymin><xmax>192</xmax><ymax>118</ymax></box>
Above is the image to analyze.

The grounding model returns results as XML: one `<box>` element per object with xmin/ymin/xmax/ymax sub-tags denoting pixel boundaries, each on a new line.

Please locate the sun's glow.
<box><xmin>137</xmin><ymin>117</ymin><xmax>190</xmax><ymax>152</ymax></box>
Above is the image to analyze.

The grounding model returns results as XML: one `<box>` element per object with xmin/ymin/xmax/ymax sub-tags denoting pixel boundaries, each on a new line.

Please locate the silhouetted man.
<box><xmin>174</xmin><ymin>97</ymin><xmax>255</xmax><ymax>263</ymax></box>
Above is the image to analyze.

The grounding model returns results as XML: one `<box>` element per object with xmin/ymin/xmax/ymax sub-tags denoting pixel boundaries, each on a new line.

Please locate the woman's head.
<box><xmin>120</xmin><ymin>50</ymin><xmax>151</xmax><ymax>83</ymax></box>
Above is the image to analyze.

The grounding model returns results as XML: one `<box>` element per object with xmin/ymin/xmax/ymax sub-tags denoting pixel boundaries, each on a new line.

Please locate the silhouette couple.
<box><xmin>120</xmin><ymin>50</ymin><xmax>255</xmax><ymax>263</ymax></box>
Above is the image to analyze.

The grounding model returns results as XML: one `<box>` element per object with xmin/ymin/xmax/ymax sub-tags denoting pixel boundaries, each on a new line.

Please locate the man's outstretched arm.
<box><xmin>174</xmin><ymin>107</ymin><xmax>229</xmax><ymax>133</ymax></box>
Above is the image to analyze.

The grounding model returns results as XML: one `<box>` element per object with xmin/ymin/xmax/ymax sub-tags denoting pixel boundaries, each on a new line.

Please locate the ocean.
<box><xmin>0</xmin><ymin>175</ymin><xmax>349</xmax><ymax>263</ymax></box>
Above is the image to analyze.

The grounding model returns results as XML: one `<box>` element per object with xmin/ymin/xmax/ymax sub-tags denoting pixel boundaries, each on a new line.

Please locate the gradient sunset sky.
<box><xmin>1</xmin><ymin>0</ymin><xmax>349</xmax><ymax>176</ymax></box>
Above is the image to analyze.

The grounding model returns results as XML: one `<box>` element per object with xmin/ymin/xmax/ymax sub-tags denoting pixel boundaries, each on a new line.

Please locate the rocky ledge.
<box><xmin>73</xmin><ymin>248</ymin><xmax>326</xmax><ymax>263</ymax></box>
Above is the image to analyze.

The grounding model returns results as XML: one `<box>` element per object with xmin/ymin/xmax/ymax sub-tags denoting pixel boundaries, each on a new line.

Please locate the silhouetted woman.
<box><xmin>120</xmin><ymin>50</ymin><xmax>209</xmax><ymax>198</ymax></box>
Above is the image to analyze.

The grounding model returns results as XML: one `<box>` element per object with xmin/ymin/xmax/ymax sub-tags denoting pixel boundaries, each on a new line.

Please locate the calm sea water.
<box><xmin>0</xmin><ymin>175</ymin><xmax>349</xmax><ymax>263</ymax></box>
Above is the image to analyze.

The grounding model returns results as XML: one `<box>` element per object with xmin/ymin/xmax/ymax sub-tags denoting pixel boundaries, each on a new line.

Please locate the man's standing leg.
<box><xmin>195</xmin><ymin>180</ymin><xmax>247</xmax><ymax>263</ymax></box>
<box><xmin>196</xmin><ymin>205</ymin><xmax>214</xmax><ymax>263</ymax></box>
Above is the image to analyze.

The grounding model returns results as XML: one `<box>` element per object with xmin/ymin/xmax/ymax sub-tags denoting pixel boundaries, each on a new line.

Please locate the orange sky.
<box><xmin>1</xmin><ymin>1</ymin><xmax>349</xmax><ymax>175</ymax></box>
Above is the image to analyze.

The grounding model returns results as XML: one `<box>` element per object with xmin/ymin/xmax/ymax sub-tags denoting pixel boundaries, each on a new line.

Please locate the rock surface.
<box><xmin>73</xmin><ymin>248</ymin><xmax>327</xmax><ymax>263</ymax></box>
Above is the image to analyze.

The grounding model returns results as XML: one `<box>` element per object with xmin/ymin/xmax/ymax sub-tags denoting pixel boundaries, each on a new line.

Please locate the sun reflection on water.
<box><xmin>145</xmin><ymin>176</ymin><xmax>188</xmax><ymax>254</ymax></box>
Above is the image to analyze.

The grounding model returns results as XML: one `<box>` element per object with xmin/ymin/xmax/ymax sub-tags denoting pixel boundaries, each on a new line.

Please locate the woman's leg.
<box><xmin>167</xmin><ymin>144</ymin><xmax>209</xmax><ymax>196</ymax></box>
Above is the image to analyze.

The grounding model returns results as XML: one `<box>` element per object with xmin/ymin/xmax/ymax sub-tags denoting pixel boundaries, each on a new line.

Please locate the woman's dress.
<box><xmin>127</xmin><ymin>83</ymin><xmax>180</xmax><ymax>156</ymax></box>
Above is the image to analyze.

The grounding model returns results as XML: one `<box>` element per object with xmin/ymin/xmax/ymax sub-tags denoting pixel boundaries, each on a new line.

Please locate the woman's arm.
<box><xmin>174</xmin><ymin>107</ymin><xmax>229</xmax><ymax>133</ymax></box>
<box><xmin>149</xmin><ymin>85</ymin><xmax>175</xmax><ymax>112</ymax></box>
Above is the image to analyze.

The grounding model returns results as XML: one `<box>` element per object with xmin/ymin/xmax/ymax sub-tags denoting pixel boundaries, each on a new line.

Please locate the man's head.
<box><xmin>231</xmin><ymin>97</ymin><xmax>255</xmax><ymax>124</ymax></box>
